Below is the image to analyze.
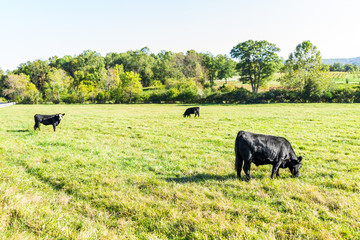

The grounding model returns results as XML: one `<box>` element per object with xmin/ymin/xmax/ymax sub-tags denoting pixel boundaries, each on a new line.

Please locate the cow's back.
<box><xmin>236</xmin><ymin>130</ymin><xmax>297</xmax><ymax>160</ymax></box>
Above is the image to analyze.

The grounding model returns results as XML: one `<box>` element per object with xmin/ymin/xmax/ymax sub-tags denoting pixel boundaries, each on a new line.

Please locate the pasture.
<box><xmin>0</xmin><ymin>104</ymin><xmax>359</xmax><ymax>239</ymax></box>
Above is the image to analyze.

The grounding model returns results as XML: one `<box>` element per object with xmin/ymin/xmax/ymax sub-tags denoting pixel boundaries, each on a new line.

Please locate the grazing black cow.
<box><xmin>183</xmin><ymin>107</ymin><xmax>200</xmax><ymax>118</ymax></box>
<box><xmin>34</xmin><ymin>113</ymin><xmax>65</xmax><ymax>132</ymax></box>
<box><xmin>235</xmin><ymin>131</ymin><xmax>302</xmax><ymax>180</ymax></box>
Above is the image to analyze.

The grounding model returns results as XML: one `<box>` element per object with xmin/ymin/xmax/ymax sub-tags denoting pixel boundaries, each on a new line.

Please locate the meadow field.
<box><xmin>0</xmin><ymin>104</ymin><xmax>359</xmax><ymax>239</ymax></box>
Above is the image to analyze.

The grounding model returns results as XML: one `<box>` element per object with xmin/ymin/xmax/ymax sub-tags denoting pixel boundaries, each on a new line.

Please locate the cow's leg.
<box><xmin>276</xmin><ymin>169</ymin><xmax>280</xmax><ymax>177</ymax></box>
<box><xmin>240</xmin><ymin>152</ymin><xmax>252</xmax><ymax>180</ymax></box>
<box><xmin>271</xmin><ymin>162</ymin><xmax>282</xmax><ymax>179</ymax></box>
<box><xmin>243</xmin><ymin>160</ymin><xmax>252</xmax><ymax>181</ymax></box>
<box><xmin>34</xmin><ymin>122</ymin><xmax>40</xmax><ymax>130</ymax></box>
<box><xmin>235</xmin><ymin>147</ymin><xmax>243</xmax><ymax>180</ymax></box>
<box><xmin>53</xmin><ymin>124</ymin><xmax>56</xmax><ymax>132</ymax></box>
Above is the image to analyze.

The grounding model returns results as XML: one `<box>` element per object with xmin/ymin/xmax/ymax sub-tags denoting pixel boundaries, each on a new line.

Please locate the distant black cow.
<box><xmin>183</xmin><ymin>107</ymin><xmax>200</xmax><ymax>118</ymax></box>
<box><xmin>34</xmin><ymin>113</ymin><xmax>65</xmax><ymax>132</ymax></box>
<box><xmin>235</xmin><ymin>131</ymin><xmax>302</xmax><ymax>180</ymax></box>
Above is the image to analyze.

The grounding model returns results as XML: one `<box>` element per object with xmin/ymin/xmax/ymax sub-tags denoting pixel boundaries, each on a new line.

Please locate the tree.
<box><xmin>230</xmin><ymin>40</ymin><xmax>281</xmax><ymax>93</ymax></box>
<box><xmin>23</xmin><ymin>82</ymin><xmax>41</xmax><ymax>104</ymax></box>
<box><xmin>344</xmin><ymin>64</ymin><xmax>354</xmax><ymax>72</ymax></box>
<box><xmin>152</xmin><ymin>50</ymin><xmax>178</xmax><ymax>85</ymax></box>
<box><xmin>216</xmin><ymin>54</ymin><xmax>236</xmax><ymax>83</ymax></box>
<box><xmin>329</xmin><ymin>63</ymin><xmax>344</xmax><ymax>72</ymax></box>
<box><xmin>281</xmin><ymin>40</ymin><xmax>329</xmax><ymax>101</ymax></box>
<box><xmin>2</xmin><ymin>74</ymin><xmax>30</xmax><ymax>101</ymax></box>
<box><xmin>15</xmin><ymin>60</ymin><xmax>51</xmax><ymax>91</ymax></box>
<box><xmin>45</xmin><ymin>69</ymin><xmax>72</xmax><ymax>103</ymax></box>
<box><xmin>353</xmin><ymin>63</ymin><xmax>359</xmax><ymax>72</ymax></box>
<box><xmin>202</xmin><ymin>53</ymin><xmax>218</xmax><ymax>84</ymax></box>
<box><xmin>121</xmin><ymin>71</ymin><xmax>143</xmax><ymax>103</ymax></box>
<box><xmin>183</xmin><ymin>50</ymin><xmax>207</xmax><ymax>85</ymax></box>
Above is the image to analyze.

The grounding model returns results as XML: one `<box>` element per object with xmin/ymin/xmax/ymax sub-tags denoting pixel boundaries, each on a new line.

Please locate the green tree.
<box><xmin>23</xmin><ymin>82</ymin><xmax>41</xmax><ymax>104</ymax></box>
<box><xmin>15</xmin><ymin>60</ymin><xmax>51</xmax><ymax>91</ymax></box>
<box><xmin>2</xmin><ymin>74</ymin><xmax>30</xmax><ymax>101</ymax></box>
<box><xmin>353</xmin><ymin>63</ymin><xmax>359</xmax><ymax>72</ymax></box>
<box><xmin>105</xmin><ymin>48</ymin><xmax>154</xmax><ymax>87</ymax></box>
<box><xmin>230</xmin><ymin>40</ymin><xmax>281</xmax><ymax>93</ymax></box>
<box><xmin>281</xmin><ymin>40</ymin><xmax>329</xmax><ymax>101</ymax></box>
<box><xmin>152</xmin><ymin>50</ymin><xmax>177</xmax><ymax>85</ymax></box>
<box><xmin>0</xmin><ymin>68</ymin><xmax>4</xmax><ymax>95</ymax></box>
<box><xmin>329</xmin><ymin>63</ymin><xmax>344</xmax><ymax>72</ymax></box>
<box><xmin>216</xmin><ymin>54</ymin><xmax>236</xmax><ymax>83</ymax></box>
<box><xmin>121</xmin><ymin>71</ymin><xmax>143</xmax><ymax>103</ymax></box>
<box><xmin>344</xmin><ymin>64</ymin><xmax>354</xmax><ymax>72</ymax></box>
<box><xmin>45</xmin><ymin>69</ymin><xmax>72</xmax><ymax>103</ymax></box>
<box><xmin>183</xmin><ymin>50</ymin><xmax>207</xmax><ymax>84</ymax></box>
<box><xmin>202</xmin><ymin>53</ymin><xmax>218</xmax><ymax>84</ymax></box>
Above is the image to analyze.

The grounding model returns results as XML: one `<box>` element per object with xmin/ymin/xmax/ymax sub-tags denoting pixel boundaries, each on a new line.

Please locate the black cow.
<box><xmin>34</xmin><ymin>113</ymin><xmax>65</xmax><ymax>132</ymax></box>
<box><xmin>183</xmin><ymin>107</ymin><xmax>200</xmax><ymax>118</ymax></box>
<box><xmin>235</xmin><ymin>131</ymin><xmax>302</xmax><ymax>180</ymax></box>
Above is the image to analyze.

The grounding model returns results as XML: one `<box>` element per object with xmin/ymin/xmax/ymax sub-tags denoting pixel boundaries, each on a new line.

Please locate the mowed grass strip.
<box><xmin>0</xmin><ymin>104</ymin><xmax>359</xmax><ymax>239</ymax></box>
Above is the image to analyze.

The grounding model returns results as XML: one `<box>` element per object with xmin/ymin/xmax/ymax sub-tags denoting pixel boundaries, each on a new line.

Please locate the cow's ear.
<box><xmin>62</xmin><ymin>113</ymin><xmax>65</xmax><ymax>116</ymax></box>
<box><xmin>298</xmin><ymin>156</ymin><xmax>302</xmax><ymax>162</ymax></box>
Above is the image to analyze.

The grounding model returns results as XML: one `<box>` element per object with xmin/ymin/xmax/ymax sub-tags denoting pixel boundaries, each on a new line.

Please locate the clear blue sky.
<box><xmin>1</xmin><ymin>0</ymin><xmax>359</xmax><ymax>71</ymax></box>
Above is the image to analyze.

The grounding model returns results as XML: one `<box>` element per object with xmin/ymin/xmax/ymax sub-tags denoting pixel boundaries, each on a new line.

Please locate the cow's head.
<box><xmin>57</xmin><ymin>113</ymin><xmax>65</xmax><ymax>120</ymax></box>
<box><xmin>288</xmin><ymin>156</ymin><xmax>302</xmax><ymax>177</ymax></box>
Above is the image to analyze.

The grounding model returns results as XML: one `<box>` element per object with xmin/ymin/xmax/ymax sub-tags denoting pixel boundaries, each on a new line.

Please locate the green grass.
<box><xmin>0</xmin><ymin>104</ymin><xmax>360</xmax><ymax>239</ymax></box>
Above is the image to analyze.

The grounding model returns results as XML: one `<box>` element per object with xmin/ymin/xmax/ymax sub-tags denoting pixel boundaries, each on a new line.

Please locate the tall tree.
<box><xmin>216</xmin><ymin>54</ymin><xmax>236</xmax><ymax>83</ymax></box>
<box><xmin>230</xmin><ymin>40</ymin><xmax>281</xmax><ymax>93</ymax></box>
<box><xmin>2</xmin><ymin>74</ymin><xmax>30</xmax><ymax>101</ymax></box>
<box><xmin>15</xmin><ymin>60</ymin><xmax>50</xmax><ymax>91</ymax></box>
<box><xmin>344</xmin><ymin>64</ymin><xmax>354</xmax><ymax>72</ymax></box>
<box><xmin>281</xmin><ymin>40</ymin><xmax>329</xmax><ymax>101</ymax></box>
<box><xmin>45</xmin><ymin>69</ymin><xmax>72</xmax><ymax>103</ymax></box>
<box><xmin>121</xmin><ymin>71</ymin><xmax>142</xmax><ymax>103</ymax></box>
<box><xmin>202</xmin><ymin>53</ymin><xmax>218</xmax><ymax>84</ymax></box>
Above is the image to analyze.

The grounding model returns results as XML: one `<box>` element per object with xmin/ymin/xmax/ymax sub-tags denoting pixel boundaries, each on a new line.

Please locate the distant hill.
<box><xmin>322</xmin><ymin>57</ymin><xmax>360</xmax><ymax>65</ymax></box>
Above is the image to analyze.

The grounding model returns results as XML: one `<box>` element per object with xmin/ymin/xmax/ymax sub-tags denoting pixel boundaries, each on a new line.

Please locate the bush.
<box><xmin>322</xmin><ymin>87</ymin><xmax>356</xmax><ymax>103</ymax></box>
<box><xmin>354</xmin><ymin>88</ymin><xmax>360</xmax><ymax>103</ymax></box>
<box><xmin>62</xmin><ymin>92</ymin><xmax>78</xmax><ymax>104</ymax></box>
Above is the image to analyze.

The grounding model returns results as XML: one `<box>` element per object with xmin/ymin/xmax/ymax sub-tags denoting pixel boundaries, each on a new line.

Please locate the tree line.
<box><xmin>1</xmin><ymin>41</ymin><xmax>359</xmax><ymax>104</ymax></box>
<box><xmin>328</xmin><ymin>62</ymin><xmax>360</xmax><ymax>72</ymax></box>
<box><xmin>0</xmin><ymin>47</ymin><xmax>236</xmax><ymax>104</ymax></box>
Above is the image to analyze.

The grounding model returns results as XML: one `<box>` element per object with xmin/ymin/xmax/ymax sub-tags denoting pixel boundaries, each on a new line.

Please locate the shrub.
<box><xmin>322</xmin><ymin>87</ymin><xmax>356</xmax><ymax>103</ymax></box>
<box><xmin>62</xmin><ymin>92</ymin><xmax>78</xmax><ymax>104</ymax></box>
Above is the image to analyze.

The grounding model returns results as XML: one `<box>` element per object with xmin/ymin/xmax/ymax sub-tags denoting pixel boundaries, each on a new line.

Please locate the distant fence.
<box><xmin>0</xmin><ymin>102</ymin><xmax>16</xmax><ymax>108</ymax></box>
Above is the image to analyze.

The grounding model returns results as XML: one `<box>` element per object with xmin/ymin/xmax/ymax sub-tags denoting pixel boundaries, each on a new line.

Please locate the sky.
<box><xmin>1</xmin><ymin>0</ymin><xmax>359</xmax><ymax>71</ymax></box>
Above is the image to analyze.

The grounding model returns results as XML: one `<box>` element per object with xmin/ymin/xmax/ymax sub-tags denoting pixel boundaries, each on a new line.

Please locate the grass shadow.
<box><xmin>6</xmin><ymin>129</ymin><xmax>29</xmax><ymax>133</ymax></box>
<box><xmin>165</xmin><ymin>173</ymin><xmax>235</xmax><ymax>183</ymax></box>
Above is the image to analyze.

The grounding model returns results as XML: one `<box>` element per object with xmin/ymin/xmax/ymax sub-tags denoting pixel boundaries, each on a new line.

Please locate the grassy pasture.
<box><xmin>329</xmin><ymin>72</ymin><xmax>360</xmax><ymax>85</ymax></box>
<box><xmin>0</xmin><ymin>104</ymin><xmax>360</xmax><ymax>239</ymax></box>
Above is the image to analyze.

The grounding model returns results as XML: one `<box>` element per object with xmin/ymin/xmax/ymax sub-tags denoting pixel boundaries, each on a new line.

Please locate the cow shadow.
<box><xmin>6</xmin><ymin>129</ymin><xmax>29</xmax><ymax>133</ymax></box>
<box><xmin>165</xmin><ymin>173</ymin><xmax>235</xmax><ymax>183</ymax></box>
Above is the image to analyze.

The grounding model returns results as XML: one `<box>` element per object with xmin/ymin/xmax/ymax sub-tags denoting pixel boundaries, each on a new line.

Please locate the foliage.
<box><xmin>22</xmin><ymin>82</ymin><xmax>41</xmax><ymax>104</ymax></box>
<box><xmin>2</xmin><ymin>73</ymin><xmax>30</xmax><ymax>102</ymax></box>
<box><xmin>121</xmin><ymin>71</ymin><xmax>143</xmax><ymax>103</ymax></box>
<box><xmin>15</xmin><ymin>60</ymin><xmax>51</xmax><ymax>91</ymax></box>
<box><xmin>1</xmin><ymin>45</ymin><xmax>360</xmax><ymax>104</ymax></box>
<box><xmin>281</xmin><ymin>41</ymin><xmax>330</xmax><ymax>98</ymax></box>
<box><xmin>44</xmin><ymin>69</ymin><xmax>72</xmax><ymax>103</ymax></box>
<box><xmin>230</xmin><ymin>40</ymin><xmax>281</xmax><ymax>93</ymax></box>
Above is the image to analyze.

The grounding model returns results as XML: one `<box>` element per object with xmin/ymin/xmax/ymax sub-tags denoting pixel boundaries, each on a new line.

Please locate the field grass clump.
<box><xmin>0</xmin><ymin>104</ymin><xmax>360</xmax><ymax>239</ymax></box>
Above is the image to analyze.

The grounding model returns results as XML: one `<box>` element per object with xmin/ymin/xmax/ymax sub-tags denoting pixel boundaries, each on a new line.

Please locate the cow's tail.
<box><xmin>235</xmin><ymin>131</ymin><xmax>245</xmax><ymax>179</ymax></box>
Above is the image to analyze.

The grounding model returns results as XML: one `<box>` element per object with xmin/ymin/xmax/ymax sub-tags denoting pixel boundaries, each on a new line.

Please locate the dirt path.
<box><xmin>0</xmin><ymin>102</ymin><xmax>16</xmax><ymax>108</ymax></box>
